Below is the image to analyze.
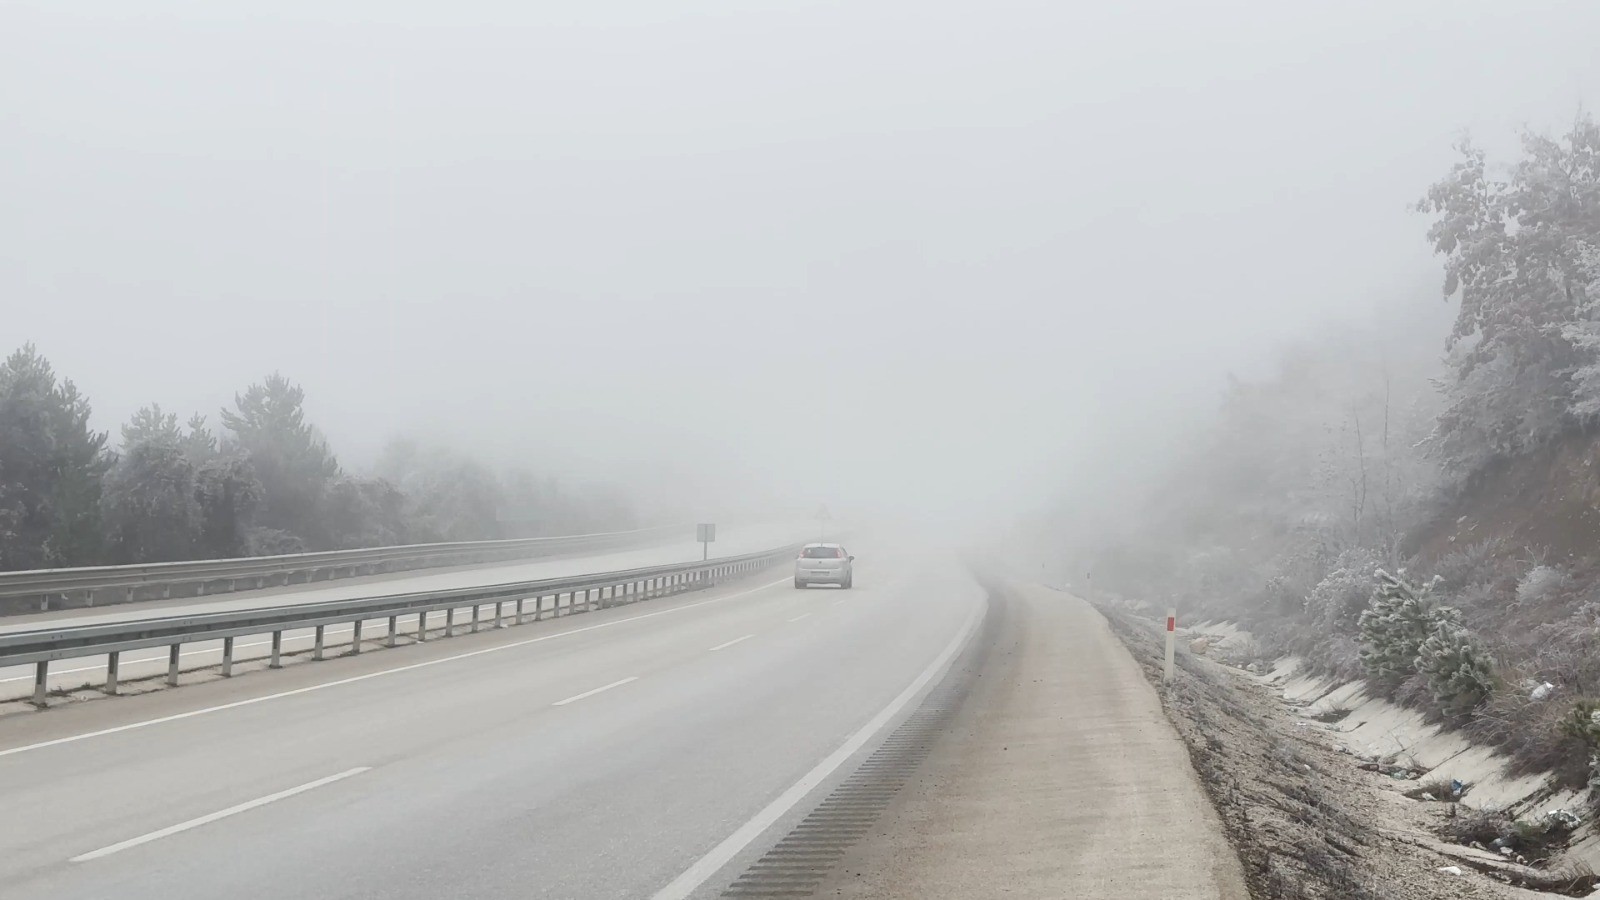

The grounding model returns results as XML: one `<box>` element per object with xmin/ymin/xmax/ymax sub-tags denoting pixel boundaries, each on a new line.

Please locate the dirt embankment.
<box><xmin>1409</xmin><ymin>432</ymin><xmax>1600</xmax><ymax>566</ymax></box>
<box><xmin>1099</xmin><ymin>605</ymin><xmax>1561</xmax><ymax>900</ymax></box>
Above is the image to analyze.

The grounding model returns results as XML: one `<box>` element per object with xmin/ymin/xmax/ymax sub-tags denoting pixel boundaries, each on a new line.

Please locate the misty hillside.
<box><xmin>1061</xmin><ymin>116</ymin><xmax>1600</xmax><ymax>793</ymax></box>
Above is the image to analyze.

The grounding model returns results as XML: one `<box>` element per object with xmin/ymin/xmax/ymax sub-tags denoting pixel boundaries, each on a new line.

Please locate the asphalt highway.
<box><xmin>0</xmin><ymin>539</ymin><xmax>986</xmax><ymax>899</ymax></box>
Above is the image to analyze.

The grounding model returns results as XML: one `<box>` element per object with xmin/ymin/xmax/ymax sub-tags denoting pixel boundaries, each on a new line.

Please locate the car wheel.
<box><xmin>794</xmin><ymin>579</ymin><xmax>805</xmax><ymax>589</ymax></box>
<box><xmin>842</xmin><ymin>576</ymin><xmax>853</xmax><ymax>589</ymax></box>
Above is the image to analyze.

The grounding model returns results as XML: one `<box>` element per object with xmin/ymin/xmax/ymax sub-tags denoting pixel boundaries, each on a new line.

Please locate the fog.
<box><xmin>6</xmin><ymin>0</ymin><xmax>1599</xmax><ymax>535</ymax></box>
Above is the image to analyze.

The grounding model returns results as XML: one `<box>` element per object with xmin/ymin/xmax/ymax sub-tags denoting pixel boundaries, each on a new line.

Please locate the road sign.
<box><xmin>697</xmin><ymin>523</ymin><xmax>716</xmax><ymax>560</ymax></box>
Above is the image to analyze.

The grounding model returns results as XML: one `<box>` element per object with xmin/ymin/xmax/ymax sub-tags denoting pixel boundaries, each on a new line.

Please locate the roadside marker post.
<box><xmin>1163</xmin><ymin>608</ymin><xmax>1177</xmax><ymax>684</ymax></box>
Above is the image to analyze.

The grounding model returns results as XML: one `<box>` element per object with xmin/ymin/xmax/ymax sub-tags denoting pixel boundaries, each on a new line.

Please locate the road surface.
<box><xmin>0</xmin><ymin>539</ymin><xmax>985</xmax><ymax>899</ymax></box>
<box><xmin>0</xmin><ymin>522</ymin><xmax>812</xmax><ymax>701</ymax></box>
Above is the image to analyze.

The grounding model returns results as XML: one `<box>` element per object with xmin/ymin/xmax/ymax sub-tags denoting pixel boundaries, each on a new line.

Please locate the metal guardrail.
<box><xmin>2</xmin><ymin>543</ymin><xmax>803</xmax><ymax>707</ymax></box>
<box><xmin>0</xmin><ymin>524</ymin><xmax>692</xmax><ymax>615</ymax></box>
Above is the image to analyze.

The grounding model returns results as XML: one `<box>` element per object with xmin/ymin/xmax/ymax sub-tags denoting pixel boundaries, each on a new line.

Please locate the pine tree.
<box><xmin>1358</xmin><ymin>569</ymin><xmax>1450</xmax><ymax>689</ymax></box>
<box><xmin>1415</xmin><ymin>617</ymin><xmax>1496</xmax><ymax>715</ymax></box>
<box><xmin>0</xmin><ymin>344</ymin><xmax>112</xmax><ymax>569</ymax></box>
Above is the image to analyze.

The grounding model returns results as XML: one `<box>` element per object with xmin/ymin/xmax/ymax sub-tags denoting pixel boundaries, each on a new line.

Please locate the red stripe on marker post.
<box><xmin>1166</xmin><ymin>614</ymin><xmax>1176</xmax><ymax>632</ymax></box>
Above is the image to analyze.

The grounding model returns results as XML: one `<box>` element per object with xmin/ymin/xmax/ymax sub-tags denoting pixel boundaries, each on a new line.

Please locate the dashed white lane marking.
<box><xmin>552</xmin><ymin>677</ymin><xmax>638</xmax><ymax>707</ymax></box>
<box><xmin>71</xmin><ymin>767</ymin><xmax>372</xmax><ymax>862</ymax></box>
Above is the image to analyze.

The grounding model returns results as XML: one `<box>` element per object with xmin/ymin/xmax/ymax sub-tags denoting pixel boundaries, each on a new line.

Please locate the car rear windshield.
<box><xmin>802</xmin><ymin>547</ymin><xmax>844</xmax><ymax>558</ymax></box>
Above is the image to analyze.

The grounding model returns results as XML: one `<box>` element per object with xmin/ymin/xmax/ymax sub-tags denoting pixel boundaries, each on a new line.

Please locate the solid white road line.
<box><xmin>786</xmin><ymin>614</ymin><xmax>810</xmax><ymax>623</ymax></box>
<box><xmin>707</xmin><ymin>634</ymin><xmax>754</xmax><ymax>652</ymax></box>
<box><xmin>70</xmin><ymin>767</ymin><xmax>371</xmax><ymax>862</ymax></box>
<box><xmin>650</xmin><ymin>600</ymin><xmax>984</xmax><ymax>900</ymax></box>
<box><xmin>552</xmin><ymin>676</ymin><xmax>639</xmax><ymax>707</ymax></box>
<box><xmin>0</xmin><ymin>576</ymin><xmax>793</xmax><ymax>760</ymax></box>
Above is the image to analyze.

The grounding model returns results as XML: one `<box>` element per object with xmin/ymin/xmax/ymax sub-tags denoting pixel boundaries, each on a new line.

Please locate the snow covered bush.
<box><xmin>1559</xmin><ymin>700</ymin><xmax>1600</xmax><ymax>748</ymax></box>
<box><xmin>1304</xmin><ymin>548</ymin><xmax>1383</xmax><ymax>632</ymax></box>
<box><xmin>1358</xmin><ymin>569</ymin><xmax>1451</xmax><ymax>691</ymax></box>
<box><xmin>1414</xmin><ymin>618</ymin><xmax>1496</xmax><ymax>715</ymax></box>
<box><xmin>1516</xmin><ymin>564</ymin><xmax>1571</xmax><ymax>608</ymax></box>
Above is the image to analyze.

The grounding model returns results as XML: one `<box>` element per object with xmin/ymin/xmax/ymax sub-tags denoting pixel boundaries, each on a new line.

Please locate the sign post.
<box><xmin>1163</xmin><ymin>607</ymin><xmax>1177</xmax><ymax>684</ymax></box>
<box><xmin>814</xmin><ymin>505</ymin><xmax>832</xmax><ymax>542</ymax></box>
<box><xmin>696</xmin><ymin>523</ymin><xmax>716</xmax><ymax>561</ymax></box>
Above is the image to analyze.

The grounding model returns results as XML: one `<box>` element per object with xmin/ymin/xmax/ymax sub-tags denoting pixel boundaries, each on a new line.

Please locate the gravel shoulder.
<box><xmin>812</xmin><ymin>583</ymin><xmax>1248</xmax><ymax>899</ymax></box>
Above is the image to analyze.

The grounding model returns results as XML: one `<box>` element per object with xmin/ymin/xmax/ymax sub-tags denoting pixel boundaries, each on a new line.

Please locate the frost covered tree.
<box><xmin>103</xmin><ymin>443</ymin><xmax>198</xmax><ymax>562</ymax></box>
<box><xmin>320</xmin><ymin>475</ymin><xmax>409</xmax><ymax>549</ymax></box>
<box><xmin>1359</xmin><ymin>569</ymin><xmax>1454</xmax><ymax>691</ymax></box>
<box><xmin>1414</xmin><ymin>617</ymin><xmax>1496</xmax><ymax>715</ymax></box>
<box><xmin>192</xmin><ymin>455</ymin><xmax>262</xmax><ymax>559</ymax></box>
<box><xmin>0</xmin><ymin>345</ymin><xmax>112</xmax><ymax>569</ymax></box>
<box><xmin>120</xmin><ymin>404</ymin><xmax>184</xmax><ymax>448</ymax></box>
<box><xmin>1419</xmin><ymin>117</ymin><xmax>1600</xmax><ymax>476</ymax></box>
<box><xmin>102</xmin><ymin>404</ymin><xmax>200</xmax><ymax>563</ymax></box>
<box><xmin>1304</xmin><ymin>547</ymin><xmax>1384</xmax><ymax>633</ymax></box>
<box><xmin>181</xmin><ymin>413</ymin><xmax>219</xmax><ymax>466</ymax></box>
<box><xmin>220</xmin><ymin>374</ymin><xmax>339</xmax><ymax>545</ymax></box>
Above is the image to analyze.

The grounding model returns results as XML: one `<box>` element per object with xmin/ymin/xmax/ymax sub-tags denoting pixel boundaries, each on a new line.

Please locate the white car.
<box><xmin>795</xmin><ymin>543</ymin><xmax>854</xmax><ymax>589</ymax></box>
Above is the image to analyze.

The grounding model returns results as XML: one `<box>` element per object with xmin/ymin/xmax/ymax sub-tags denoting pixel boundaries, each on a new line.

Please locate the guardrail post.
<box><xmin>387</xmin><ymin>616</ymin><xmax>398</xmax><ymax>648</ymax></box>
<box><xmin>351</xmin><ymin>619</ymin><xmax>363</xmax><ymax>653</ymax></box>
<box><xmin>32</xmin><ymin>661</ymin><xmax>48</xmax><ymax>707</ymax></box>
<box><xmin>313</xmin><ymin>625</ymin><xmax>326</xmax><ymax>660</ymax></box>
<box><xmin>495</xmin><ymin>601</ymin><xmax>505</xmax><ymax>628</ymax></box>
<box><xmin>418</xmin><ymin>611</ymin><xmax>428</xmax><ymax>642</ymax></box>
<box><xmin>517</xmin><ymin>597</ymin><xmax>527</xmax><ymax>623</ymax></box>
<box><xmin>105</xmin><ymin>651</ymin><xmax>120</xmax><ymax>695</ymax></box>
<box><xmin>472</xmin><ymin>604</ymin><xmax>481</xmax><ymax>633</ymax></box>
<box><xmin>446</xmin><ymin>607</ymin><xmax>455</xmax><ymax>635</ymax></box>
<box><xmin>270</xmin><ymin>631</ymin><xmax>283</xmax><ymax>668</ymax></box>
<box><xmin>222</xmin><ymin>636</ymin><xmax>235</xmax><ymax>677</ymax></box>
<box><xmin>167</xmin><ymin>644</ymin><xmax>181</xmax><ymax>686</ymax></box>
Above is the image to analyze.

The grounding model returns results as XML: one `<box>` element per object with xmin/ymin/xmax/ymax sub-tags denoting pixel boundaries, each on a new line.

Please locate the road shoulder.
<box><xmin>812</xmin><ymin>583</ymin><xmax>1249</xmax><ymax>899</ymax></box>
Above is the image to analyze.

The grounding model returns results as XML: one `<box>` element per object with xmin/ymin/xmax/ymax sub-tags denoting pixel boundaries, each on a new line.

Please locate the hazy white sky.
<box><xmin>4</xmin><ymin>0</ymin><xmax>1598</xmax><ymax>528</ymax></box>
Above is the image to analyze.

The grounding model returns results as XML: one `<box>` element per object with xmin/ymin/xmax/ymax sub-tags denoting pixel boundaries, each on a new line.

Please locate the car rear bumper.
<box><xmin>796</xmin><ymin>569</ymin><xmax>850</xmax><ymax>584</ymax></box>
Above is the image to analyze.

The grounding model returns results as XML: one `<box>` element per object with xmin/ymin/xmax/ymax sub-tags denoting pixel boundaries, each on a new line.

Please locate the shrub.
<box><xmin>1304</xmin><ymin>548</ymin><xmax>1383</xmax><ymax>632</ymax></box>
<box><xmin>1359</xmin><ymin>569</ymin><xmax>1451</xmax><ymax>691</ymax></box>
<box><xmin>1429</xmin><ymin>539</ymin><xmax>1511</xmax><ymax>595</ymax></box>
<box><xmin>1517</xmin><ymin>564</ymin><xmax>1572</xmax><ymax>608</ymax></box>
<box><xmin>1415</xmin><ymin>617</ymin><xmax>1497</xmax><ymax>715</ymax></box>
<box><xmin>1558</xmin><ymin>700</ymin><xmax>1600</xmax><ymax>798</ymax></box>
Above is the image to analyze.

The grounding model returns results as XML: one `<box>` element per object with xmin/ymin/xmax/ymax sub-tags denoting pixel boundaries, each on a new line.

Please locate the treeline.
<box><xmin>1058</xmin><ymin>113</ymin><xmax>1600</xmax><ymax>786</ymax></box>
<box><xmin>0</xmin><ymin>345</ymin><xmax>635</xmax><ymax>571</ymax></box>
